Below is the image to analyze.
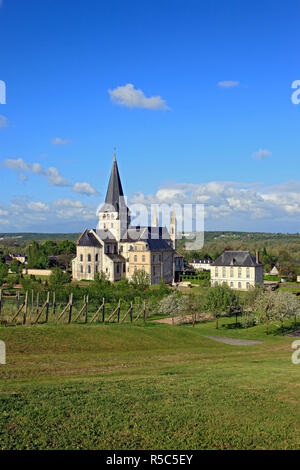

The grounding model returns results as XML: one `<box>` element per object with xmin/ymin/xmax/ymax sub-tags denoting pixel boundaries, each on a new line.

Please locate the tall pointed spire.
<box><xmin>104</xmin><ymin>153</ymin><xmax>124</xmax><ymax>212</ymax></box>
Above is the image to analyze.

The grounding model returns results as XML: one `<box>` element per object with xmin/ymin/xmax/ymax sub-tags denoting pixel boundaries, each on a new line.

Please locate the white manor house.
<box><xmin>210</xmin><ymin>250</ymin><xmax>264</xmax><ymax>290</ymax></box>
<box><xmin>72</xmin><ymin>156</ymin><xmax>178</xmax><ymax>284</ymax></box>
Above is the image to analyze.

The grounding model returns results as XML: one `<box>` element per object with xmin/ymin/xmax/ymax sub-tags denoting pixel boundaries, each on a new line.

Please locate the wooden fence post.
<box><xmin>36</xmin><ymin>292</ymin><xmax>39</xmax><ymax>315</ymax></box>
<box><xmin>23</xmin><ymin>291</ymin><xmax>28</xmax><ymax>325</ymax></box>
<box><xmin>53</xmin><ymin>292</ymin><xmax>56</xmax><ymax>315</ymax></box>
<box><xmin>130</xmin><ymin>302</ymin><xmax>133</xmax><ymax>323</ymax></box>
<box><xmin>102</xmin><ymin>297</ymin><xmax>105</xmax><ymax>322</ymax></box>
<box><xmin>16</xmin><ymin>291</ymin><xmax>20</xmax><ymax>310</ymax></box>
<box><xmin>85</xmin><ymin>295</ymin><xmax>89</xmax><ymax>323</ymax></box>
<box><xmin>117</xmin><ymin>299</ymin><xmax>120</xmax><ymax>323</ymax></box>
<box><xmin>45</xmin><ymin>292</ymin><xmax>50</xmax><ymax>323</ymax></box>
<box><xmin>143</xmin><ymin>301</ymin><xmax>146</xmax><ymax>322</ymax></box>
<box><xmin>68</xmin><ymin>293</ymin><xmax>73</xmax><ymax>324</ymax></box>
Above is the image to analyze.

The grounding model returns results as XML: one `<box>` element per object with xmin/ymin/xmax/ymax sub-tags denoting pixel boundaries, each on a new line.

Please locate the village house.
<box><xmin>210</xmin><ymin>250</ymin><xmax>264</xmax><ymax>290</ymax></box>
<box><xmin>188</xmin><ymin>258</ymin><xmax>212</xmax><ymax>271</ymax></box>
<box><xmin>72</xmin><ymin>155</ymin><xmax>179</xmax><ymax>284</ymax></box>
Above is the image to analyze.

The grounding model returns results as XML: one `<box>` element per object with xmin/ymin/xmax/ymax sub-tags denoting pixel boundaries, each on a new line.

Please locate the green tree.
<box><xmin>26</xmin><ymin>241</ymin><xmax>49</xmax><ymax>269</ymax></box>
<box><xmin>10</xmin><ymin>260</ymin><xmax>23</xmax><ymax>275</ymax></box>
<box><xmin>57</xmin><ymin>240</ymin><xmax>76</xmax><ymax>255</ymax></box>
<box><xmin>254</xmin><ymin>291</ymin><xmax>277</xmax><ymax>335</ymax></box>
<box><xmin>41</xmin><ymin>240</ymin><xmax>58</xmax><ymax>256</ymax></box>
<box><xmin>274</xmin><ymin>291</ymin><xmax>300</xmax><ymax>330</ymax></box>
<box><xmin>130</xmin><ymin>270</ymin><xmax>151</xmax><ymax>290</ymax></box>
<box><xmin>49</xmin><ymin>267</ymin><xmax>71</xmax><ymax>290</ymax></box>
<box><xmin>205</xmin><ymin>283</ymin><xmax>240</xmax><ymax>329</ymax></box>
<box><xmin>0</xmin><ymin>262</ymin><xmax>8</xmax><ymax>285</ymax></box>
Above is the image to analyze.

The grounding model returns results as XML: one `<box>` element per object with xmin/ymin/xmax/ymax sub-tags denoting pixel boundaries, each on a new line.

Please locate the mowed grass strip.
<box><xmin>0</xmin><ymin>322</ymin><xmax>299</xmax><ymax>450</ymax></box>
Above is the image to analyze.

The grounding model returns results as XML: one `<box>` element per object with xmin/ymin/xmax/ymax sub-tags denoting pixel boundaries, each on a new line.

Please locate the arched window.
<box><xmin>230</xmin><ymin>267</ymin><xmax>234</xmax><ymax>278</ymax></box>
<box><xmin>134</xmin><ymin>255</ymin><xmax>137</xmax><ymax>262</ymax></box>
<box><xmin>238</xmin><ymin>282</ymin><xmax>242</xmax><ymax>289</ymax></box>
<box><xmin>80</xmin><ymin>265</ymin><xmax>83</xmax><ymax>273</ymax></box>
<box><xmin>246</xmin><ymin>267</ymin><xmax>250</xmax><ymax>278</ymax></box>
<box><xmin>142</xmin><ymin>255</ymin><xmax>145</xmax><ymax>262</ymax></box>
<box><xmin>246</xmin><ymin>282</ymin><xmax>250</xmax><ymax>289</ymax></box>
<box><xmin>222</xmin><ymin>267</ymin><xmax>226</xmax><ymax>278</ymax></box>
<box><xmin>88</xmin><ymin>265</ymin><xmax>91</xmax><ymax>274</ymax></box>
<box><xmin>230</xmin><ymin>282</ymin><xmax>234</xmax><ymax>288</ymax></box>
<box><xmin>95</xmin><ymin>254</ymin><xmax>98</xmax><ymax>262</ymax></box>
<box><xmin>215</xmin><ymin>267</ymin><xmax>218</xmax><ymax>278</ymax></box>
<box><xmin>87</xmin><ymin>254</ymin><xmax>91</xmax><ymax>262</ymax></box>
<box><xmin>80</xmin><ymin>254</ymin><xmax>83</xmax><ymax>262</ymax></box>
<box><xmin>238</xmin><ymin>267</ymin><xmax>242</xmax><ymax>278</ymax></box>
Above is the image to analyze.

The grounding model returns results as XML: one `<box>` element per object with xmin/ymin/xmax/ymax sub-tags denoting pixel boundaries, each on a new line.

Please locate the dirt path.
<box><xmin>203</xmin><ymin>336</ymin><xmax>263</xmax><ymax>346</ymax></box>
<box><xmin>154</xmin><ymin>314</ymin><xmax>212</xmax><ymax>325</ymax></box>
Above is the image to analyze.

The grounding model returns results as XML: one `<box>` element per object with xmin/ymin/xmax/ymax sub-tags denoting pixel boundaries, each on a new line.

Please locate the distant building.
<box><xmin>3</xmin><ymin>254</ymin><xmax>12</xmax><ymax>266</ymax></box>
<box><xmin>270</xmin><ymin>265</ymin><xmax>279</xmax><ymax>276</ymax></box>
<box><xmin>72</xmin><ymin>155</ymin><xmax>177</xmax><ymax>284</ymax></box>
<box><xmin>210</xmin><ymin>250</ymin><xmax>264</xmax><ymax>290</ymax></box>
<box><xmin>9</xmin><ymin>253</ymin><xmax>27</xmax><ymax>264</ymax></box>
<box><xmin>189</xmin><ymin>258</ymin><xmax>212</xmax><ymax>271</ymax></box>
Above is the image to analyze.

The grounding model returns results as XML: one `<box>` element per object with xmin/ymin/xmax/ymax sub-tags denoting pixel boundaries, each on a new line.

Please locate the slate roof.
<box><xmin>211</xmin><ymin>251</ymin><xmax>262</xmax><ymax>267</ymax></box>
<box><xmin>93</xmin><ymin>229</ymin><xmax>116</xmax><ymax>242</ymax></box>
<box><xmin>105</xmin><ymin>253</ymin><xmax>126</xmax><ymax>262</ymax></box>
<box><xmin>78</xmin><ymin>230</ymin><xmax>102</xmax><ymax>247</ymax></box>
<box><xmin>124</xmin><ymin>226</ymin><xmax>173</xmax><ymax>251</ymax></box>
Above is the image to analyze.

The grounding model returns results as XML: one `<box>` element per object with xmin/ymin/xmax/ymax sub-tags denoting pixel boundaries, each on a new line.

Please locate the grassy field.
<box><xmin>0</xmin><ymin>319</ymin><xmax>299</xmax><ymax>450</ymax></box>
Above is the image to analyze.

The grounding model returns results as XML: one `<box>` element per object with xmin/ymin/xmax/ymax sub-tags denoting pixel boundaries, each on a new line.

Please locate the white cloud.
<box><xmin>0</xmin><ymin>115</ymin><xmax>9</xmax><ymax>128</ymax></box>
<box><xmin>129</xmin><ymin>179</ymin><xmax>300</xmax><ymax>229</ymax></box>
<box><xmin>45</xmin><ymin>167</ymin><xmax>71</xmax><ymax>187</ymax></box>
<box><xmin>252</xmin><ymin>148</ymin><xmax>272</xmax><ymax>160</ymax></box>
<box><xmin>108</xmin><ymin>83</ymin><xmax>169</xmax><ymax>110</ymax></box>
<box><xmin>2</xmin><ymin>158</ymin><xmax>71</xmax><ymax>187</ymax></box>
<box><xmin>52</xmin><ymin>199</ymin><xmax>84</xmax><ymax>208</ymax></box>
<box><xmin>72</xmin><ymin>182</ymin><xmax>99</xmax><ymax>196</ymax></box>
<box><xmin>217</xmin><ymin>81</ymin><xmax>240</xmax><ymax>88</ymax></box>
<box><xmin>51</xmin><ymin>137</ymin><xmax>71</xmax><ymax>145</ymax></box>
<box><xmin>27</xmin><ymin>202</ymin><xmax>49</xmax><ymax>212</ymax></box>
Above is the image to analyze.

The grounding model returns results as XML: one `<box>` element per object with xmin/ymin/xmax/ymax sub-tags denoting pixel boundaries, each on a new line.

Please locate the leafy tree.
<box><xmin>41</xmin><ymin>240</ymin><xmax>58</xmax><ymax>256</ymax></box>
<box><xmin>273</xmin><ymin>291</ymin><xmax>300</xmax><ymax>330</ymax></box>
<box><xmin>254</xmin><ymin>291</ymin><xmax>277</xmax><ymax>335</ymax></box>
<box><xmin>26</xmin><ymin>241</ymin><xmax>49</xmax><ymax>269</ymax></box>
<box><xmin>10</xmin><ymin>260</ymin><xmax>23</xmax><ymax>275</ymax></box>
<box><xmin>279</xmin><ymin>262</ymin><xmax>299</xmax><ymax>281</ymax></box>
<box><xmin>0</xmin><ymin>262</ymin><xmax>8</xmax><ymax>285</ymax></box>
<box><xmin>130</xmin><ymin>270</ymin><xmax>151</xmax><ymax>290</ymax></box>
<box><xmin>158</xmin><ymin>291</ymin><xmax>185</xmax><ymax>319</ymax></box>
<box><xmin>57</xmin><ymin>240</ymin><xmax>76</xmax><ymax>255</ymax></box>
<box><xmin>205</xmin><ymin>283</ymin><xmax>240</xmax><ymax>329</ymax></box>
<box><xmin>49</xmin><ymin>267</ymin><xmax>71</xmax><ymax>290</ymax></box>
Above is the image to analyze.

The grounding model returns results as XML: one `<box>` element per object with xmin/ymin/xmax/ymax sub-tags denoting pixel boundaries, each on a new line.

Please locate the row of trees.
<box><xmin>158</xmin><ymin>284</ymin><xmax>300</xmax><ymax>334</ymax></box>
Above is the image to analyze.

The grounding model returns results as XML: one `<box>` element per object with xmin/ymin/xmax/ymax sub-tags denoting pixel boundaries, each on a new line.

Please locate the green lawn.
<box><xmin>0</xmin><ymin>320</ymin><xmax>299</xmax><ymax>450</ymax></box>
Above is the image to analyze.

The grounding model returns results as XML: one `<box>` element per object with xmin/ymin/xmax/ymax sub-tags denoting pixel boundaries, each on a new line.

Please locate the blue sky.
<box><xmin>0</xmin><ymin>0</ymin><xmax>300</xmax><ymax>233</ymax></box>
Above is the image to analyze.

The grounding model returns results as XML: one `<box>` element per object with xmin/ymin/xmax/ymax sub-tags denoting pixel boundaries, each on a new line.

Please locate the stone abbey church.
<box><xmin>72</xmin><ymin>156</ymin><xmax>177</xmax><ymax>284</ymax></box>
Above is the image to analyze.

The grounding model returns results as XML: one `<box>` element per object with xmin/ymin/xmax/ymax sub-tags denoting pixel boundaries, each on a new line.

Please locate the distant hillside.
<box><xmin>0</xmin><ymin>233</ymin><xmax>80</xmax><ymax>242</ymax></box>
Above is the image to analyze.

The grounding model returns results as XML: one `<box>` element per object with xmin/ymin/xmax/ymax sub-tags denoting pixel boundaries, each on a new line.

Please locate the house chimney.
<box><xmin>256</xmin><ymin>251</ymin><xmax>259</xmax><ymax>264</ymax></box>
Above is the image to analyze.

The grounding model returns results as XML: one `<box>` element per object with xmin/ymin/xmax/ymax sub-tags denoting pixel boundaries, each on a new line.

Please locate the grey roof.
<box><xmin>93</xmin><ymin>229</ymin><xmax>116</xmax><ymax>242</ymax></box>
<box><xmin>105</xmin><ymin>253</ymin><xmax>126</xmax><ymax>262</ymax></box>
<box><xmin>124</xmin><ymin>226</ymin><xmax>173</xmax><ymax>251</ymax></box>
<box><xmin>78</xmin><ymin>230</ymin><xmax>102</xmax><ymax>247</ymax></box>
<box><xmin>211</xmin><ymin>251</ymin><xmax>263</xmax><ymax>267</ymax></box>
